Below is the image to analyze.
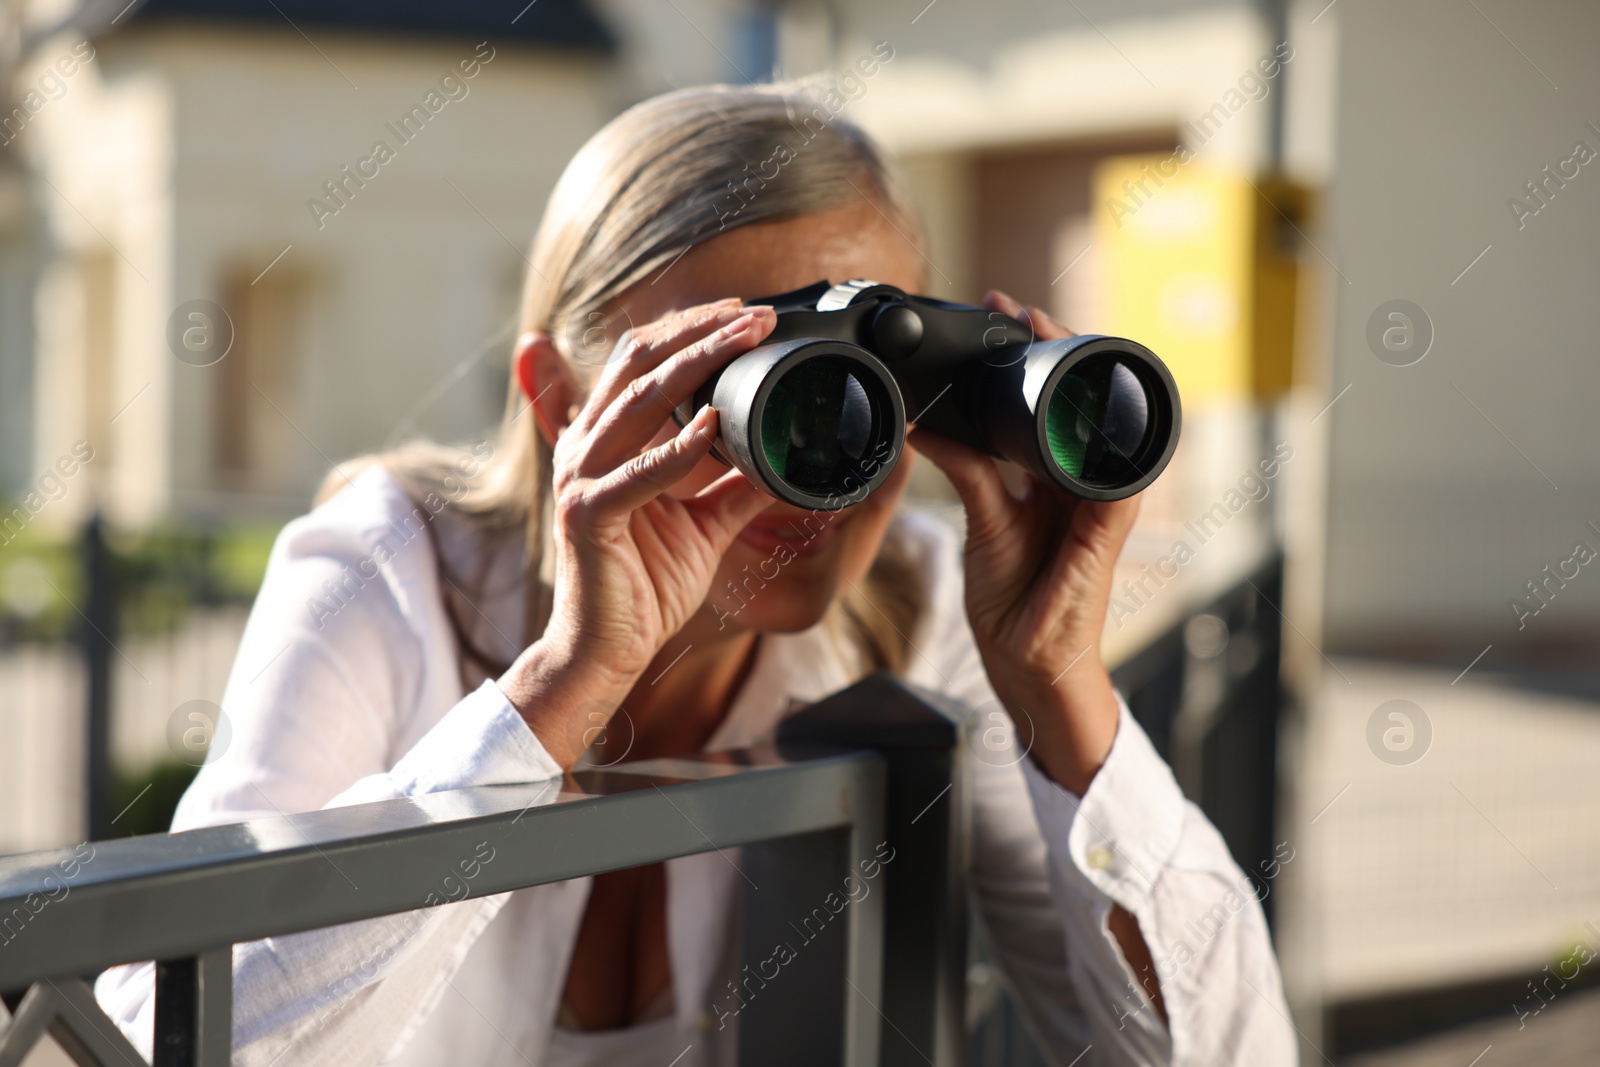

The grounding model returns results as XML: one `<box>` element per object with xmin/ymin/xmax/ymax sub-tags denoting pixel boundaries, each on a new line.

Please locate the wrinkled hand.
<box><xmin>504</xmin><ymin>300</ymin><xmax>777</xmax><ymax>767</ymax></box>
<box><xmin>544</xmin><ymin>300</ymin><xmax>776</xmax><ymax>677</ymax></box>
<box><xmin>910</xmin><ymin>292</ymin><xmax>1140</xmax><ymax>794</ymax></box>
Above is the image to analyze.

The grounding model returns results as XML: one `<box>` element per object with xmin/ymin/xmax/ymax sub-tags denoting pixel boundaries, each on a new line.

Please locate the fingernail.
<box><xmin>721</xmin><ymin>307</ymin><xmax>760</xmax><ymax>333</ymax></box>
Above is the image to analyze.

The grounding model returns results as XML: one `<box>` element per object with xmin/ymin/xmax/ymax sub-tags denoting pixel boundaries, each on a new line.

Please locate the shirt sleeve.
<box><xmin>1018</xmin><ymin>705</ymin><xmax>1298</xmax><ymax>1065</ymax></box>
<box><xmin>94</xmin><ymin>474</ymin><xmax>566</xmax><ymax>1067</ymax></box>
<box><xmin>896</xmin><ymin>508</ymin><xmax>1296</xmax><ymax>1066</ymax></box>
<box><xmin>96</xmin><ymin>682</ymin><xmax>563</xmax><ymax>1067</ymax></box>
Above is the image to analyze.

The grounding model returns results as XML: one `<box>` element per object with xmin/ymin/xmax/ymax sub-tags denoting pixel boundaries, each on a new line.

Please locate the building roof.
<box><xmin>97</xmin><ymin>0</ymin><xmax>615</xmax><ymax>52</ymax></box>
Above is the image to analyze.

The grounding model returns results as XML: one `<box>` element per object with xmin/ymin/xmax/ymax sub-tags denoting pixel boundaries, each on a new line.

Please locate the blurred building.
<box><xmin>0</xmin><ymin>0</ymin><xmax>617</xmax><ymax>522</ymax></box>
<box><xmin>1</xmin><ymin>0</ymin><xmax>1328</xmax><ymax>528</ymax></box>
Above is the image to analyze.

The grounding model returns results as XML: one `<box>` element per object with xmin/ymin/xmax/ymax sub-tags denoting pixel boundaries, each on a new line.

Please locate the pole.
<box><xmin>81</xmin><ymin>512</ymin><xmax>113</xmax><ymax>841</ymax></box>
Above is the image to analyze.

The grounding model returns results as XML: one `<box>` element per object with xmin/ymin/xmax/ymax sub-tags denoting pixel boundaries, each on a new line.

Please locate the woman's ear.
<box><xmin>514</xmin><ymin>331</ymin><xmax>574</xmax><ymax>448</ymax></box>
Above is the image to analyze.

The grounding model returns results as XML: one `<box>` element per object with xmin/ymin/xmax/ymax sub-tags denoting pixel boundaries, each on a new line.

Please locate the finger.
<box><xmin>1021</xmin><ymin>304</ymin><xmax>1075</xmax><ymax>341</ymax></box>
<box><xmin>651</xmin><ymin>304</ymin><xmax>774</xmax><ymax>414</ymax></box>
<box><xmin>1075</xmin><ymin>495</ymin><xmax>1141</xmax><ymax>560</ymax></box>
<box><xmin>984</xmin><ymin>289</ymin><xmax>1026</xmax><ymax>319</ymax></box>
<box><xmin>574</xmin><ymin>298</ymin><xmax>745</xmax><ymax>436</ymax></box>
<box><xmin>580</xmin><ymin>404</ymin><xmax>723</xmax><ymax>519</ymax></box>
<box><xmin>1042</xmin><ymin>495</ymin><xmax>1142</xmax><ymax>601</ymax></box>
<box><xmin>578</xmin><ymin>298</ymin><xmax>742</xmax><ymax>432</ymax></box>
<box><xmin>685</xmin><ymin>466</ymin><xmax>774</xmax><ymax>550</ymax></box>
<box><xmin>907</xmin><ymin>426</ymin><xmax>1019</xmax><ymax>544</ymax></box>
<box><xmin>579</xmin><ymin>305</ymin><xmax>775</xmax><ymax>474</ymax></box>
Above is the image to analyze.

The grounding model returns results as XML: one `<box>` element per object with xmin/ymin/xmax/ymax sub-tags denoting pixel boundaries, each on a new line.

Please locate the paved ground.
<box><xmin>1281</xmin><ymin>658</ymin><xmax>1600</xmax><ymax>1061</ymax></box>
<box><xmin>1345</xmin><ymin>985</ymin><xmax>1600</xmax><ymax>1066</ymax></box>
<box><xmin>1296</xmin><ymin>659</ymin><xmax>1600</xmax><ymax>997</ymax></box>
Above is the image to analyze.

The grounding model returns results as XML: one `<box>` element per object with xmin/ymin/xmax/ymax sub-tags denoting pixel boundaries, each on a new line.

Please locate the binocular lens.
<box><xmin>691</xmin><ymin>291</ymin><xmax>1178</xmax><ymax>509</ymax></box>
<box><xmin>692</xmin><ymin>337</ymin><xmax>905</xmax><ymax>511</ymax></box>
<box><xmin>1045</xmin><ymin>356</ymin><xmax>1151</xmax><ymax>486</ymax></box>
<box><xmin>760</xmin><ymin>357</ymin><xmax>879</xmax><ymax>492</ymax></box>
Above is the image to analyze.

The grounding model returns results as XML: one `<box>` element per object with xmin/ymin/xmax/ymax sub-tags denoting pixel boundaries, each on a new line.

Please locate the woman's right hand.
<box><xmin>501</xmin><ymin>299</ymin><xmax>777</xmax><ymax>766</ymax></box>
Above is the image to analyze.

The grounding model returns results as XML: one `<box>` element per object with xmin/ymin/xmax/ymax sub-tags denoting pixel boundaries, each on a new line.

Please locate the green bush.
<box><xmin>0</xmin><ymin>519</ymin><xmax>284</xmax><ymax>640</ymax></box>
<box><xmin>109</xmin><ymin>760</ymin><xmax>202</xmax><ymax>838</ymax></box>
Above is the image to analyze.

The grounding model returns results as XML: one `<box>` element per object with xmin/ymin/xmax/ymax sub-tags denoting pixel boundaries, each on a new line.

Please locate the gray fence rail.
<box><xmin>0</xmin><ymin>674</ymin><xmax>966</xmax><ymax>1067</ymax></box>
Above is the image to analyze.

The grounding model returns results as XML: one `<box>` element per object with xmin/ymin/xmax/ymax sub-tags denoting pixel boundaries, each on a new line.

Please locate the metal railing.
<box><xmin>0</xmin><ymin>554</ymin><xmax>1286</xmax><ymax>1067</ymax></box>
<box><xmin>0</xmin><ymin>674</ymin><xmax>967</xmax><ymax>1067</ymax></box>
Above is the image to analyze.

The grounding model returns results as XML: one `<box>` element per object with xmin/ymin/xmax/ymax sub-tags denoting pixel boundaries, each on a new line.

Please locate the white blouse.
<box><xmin>95</xmin><ymin>468</ymin><xmax>1294</xmax><ymax>1066</ymax></box>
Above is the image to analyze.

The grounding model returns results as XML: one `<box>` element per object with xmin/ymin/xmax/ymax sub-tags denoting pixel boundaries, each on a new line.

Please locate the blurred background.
<box><xmin>1</xmin><ymin>0</ymin><xmax>1598</xmax><ymax>1063</ymax></box>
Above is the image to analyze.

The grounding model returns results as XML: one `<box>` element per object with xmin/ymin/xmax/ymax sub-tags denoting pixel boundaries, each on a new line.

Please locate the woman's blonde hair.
<box><xmin>323</xmin><ymin>80</ymin><xmax>929</xmax><ymax>683</ymax></box>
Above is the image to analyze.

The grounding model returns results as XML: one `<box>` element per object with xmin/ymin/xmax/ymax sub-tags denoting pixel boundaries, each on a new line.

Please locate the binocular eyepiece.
<box><xmin>674</xmin><ymin>280</ymin><xmax>1181</xmax><ymax>511</ymax></box>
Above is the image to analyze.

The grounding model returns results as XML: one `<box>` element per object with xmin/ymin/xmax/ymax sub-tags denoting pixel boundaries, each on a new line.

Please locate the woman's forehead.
<box><xmin>621</xmin><ymin>203</ymin><xmax>925</xmax><ymax>322</ymax></box>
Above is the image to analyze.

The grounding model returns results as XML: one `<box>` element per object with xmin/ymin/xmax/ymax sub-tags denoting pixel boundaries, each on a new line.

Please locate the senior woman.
<box><xmin>97</xmin><ymin>82</ymin><xmax>1294</xmax><ymax>1066</ymax></box>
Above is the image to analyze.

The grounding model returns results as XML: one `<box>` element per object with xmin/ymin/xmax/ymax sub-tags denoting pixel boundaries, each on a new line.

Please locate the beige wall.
<box><xmin>20</xmin><ymin>23</ymin><xmax>615</xmax><ymax>524</ymax></box>
<box><xmin>1319</xmin><ymin>0</ymin><xmax>1600</xmax><ymax>650</ymax></box>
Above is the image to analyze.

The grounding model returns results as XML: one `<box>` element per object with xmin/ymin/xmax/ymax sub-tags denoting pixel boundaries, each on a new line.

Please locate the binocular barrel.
<box><xmin>678</xmin><ymin>282</ymin><xmax>1182</xmax><ymax>512</ymax></box>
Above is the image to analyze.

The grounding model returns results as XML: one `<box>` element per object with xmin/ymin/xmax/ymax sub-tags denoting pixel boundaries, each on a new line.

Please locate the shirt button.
<box><xmin>1086</xmin><ymin>845</ymin><xmax>1114</xmax><ymax>870</ymax></box>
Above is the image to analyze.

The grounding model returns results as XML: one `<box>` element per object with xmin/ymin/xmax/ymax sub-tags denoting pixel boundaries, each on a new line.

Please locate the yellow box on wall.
<box><xmin>1092</xmin><ymin>155</ymin><xmax>1307</xmax><ymax>405</ymax></box>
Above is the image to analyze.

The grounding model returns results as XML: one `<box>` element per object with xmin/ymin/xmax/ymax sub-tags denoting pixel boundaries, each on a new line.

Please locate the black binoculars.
<box><xmin>674</xmin><ymin>280</ymin><xmax>1181</xmax><ymax>511</ymax></box>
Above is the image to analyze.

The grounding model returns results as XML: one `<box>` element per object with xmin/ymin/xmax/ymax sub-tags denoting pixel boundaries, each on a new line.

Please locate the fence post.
<box><xmin>1110</xmin><ymin>552</ymin><xmax>1286</xmax><ymax>925</ymax></box>
<box><xmin>154</xmin><ymin>948</ymin><xmax>233</xmax><ymax>1067</ymax></box>
<box><xmin>80</xmin><ymin>512</ymin><xmax>114</xmax><ymax>842</ymax></box>
<box><xmin>775</xmin><ymin>673</ymin><xmax>969</xmax><ymax>1067</ymax></box>
<box><xmin>738</xmin><ymin>823</ymin><xmax>881</xmax><ymax>1066</ymax></box>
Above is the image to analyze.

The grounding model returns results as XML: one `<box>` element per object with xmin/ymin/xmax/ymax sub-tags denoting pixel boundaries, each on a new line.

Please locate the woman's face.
<box><xmin>607</xmin><ymin>200</ymin><xmax>925</xmax><ymax>635</ymax></box>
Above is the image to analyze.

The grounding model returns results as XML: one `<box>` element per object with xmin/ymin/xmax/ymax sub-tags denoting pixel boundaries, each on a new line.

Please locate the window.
<box><xmin>213</xmin><ymin>268</ymin><xmax>310</xmax><ymax>499</ymax></box>
<box><xmin>82</xmin><ymin>248</ymin><xmax>116</xmax><ymax>471</ymax></box>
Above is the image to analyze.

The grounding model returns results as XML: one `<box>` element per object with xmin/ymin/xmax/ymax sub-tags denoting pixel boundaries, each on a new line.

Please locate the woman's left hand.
<box><xmin>909</xmin><ymin>291</ymin><xmax>1140</xmax><ymax>795</ymax></box>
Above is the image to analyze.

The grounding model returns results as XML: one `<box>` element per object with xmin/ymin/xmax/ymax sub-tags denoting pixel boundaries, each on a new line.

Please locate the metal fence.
<box><xmin>0</xmin><ymin>554</ymin><xmax>1285</xmax><ymax>1067</ymax></box>
<box><xmin>0</xmin><ymin>517</ymin><xmax>266</xmax><ymax>854</ymax></box>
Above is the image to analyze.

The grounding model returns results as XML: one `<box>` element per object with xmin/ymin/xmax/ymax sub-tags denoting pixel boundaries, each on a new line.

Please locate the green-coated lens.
<box><xmin>1046</xmin><ymin>373</ymin><xmax>1093</xmax><ymax>477</ymax></box>
<box><xmin>760</xmin><ymin>358</ymin><xmax>876</xmax><ymax>491</ymax></box>
<box><xmin>1045</xmin><ymin>357</ymin><xmax>1150</xmax><ymax>485</ymax></box>
<box><xmin>761</xmin><ymin>384</ymin><xmax>796</xmax><ymax>478</ymax></box>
